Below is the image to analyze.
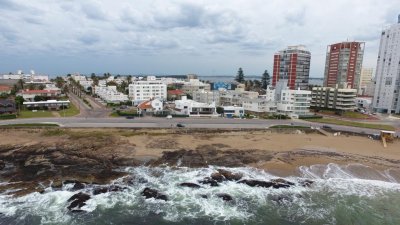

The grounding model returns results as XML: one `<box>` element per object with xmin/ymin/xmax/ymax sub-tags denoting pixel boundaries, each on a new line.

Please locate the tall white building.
<box><xmin>128</xmin><ymin>80</ymin><xmax>167</xmax><ymax>103</ymax></box>
<box><xmin>373</xmin><ymin>15</ymin><xmax>400</xmax><ymax>113</ymax></box>
<box><xmin>359</xmin><ymin>68</ymin><xmax>374</xmax><ymax>96</ymax></box>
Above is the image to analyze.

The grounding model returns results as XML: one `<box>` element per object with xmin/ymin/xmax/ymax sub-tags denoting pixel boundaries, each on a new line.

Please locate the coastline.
<box><xmin>0</xmin><ymin>128</ymin><xmax>399</xmax><ymax>196</ymax></box>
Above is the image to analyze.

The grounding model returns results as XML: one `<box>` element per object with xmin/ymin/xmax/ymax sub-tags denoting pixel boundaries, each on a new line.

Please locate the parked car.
<box><xmin>125</xmin><ymin>116</ymin><xmax>134</xmax><ymax>119</ymax></box>
<box><xmin>166</xmin><ymin>115</ymin><xmax>173</xmax><ymax>119</ymax></box>
<box><xmin>176</xmin><ymin>123</ymin><xmax>185</xmax><ymax>127</ymax></box>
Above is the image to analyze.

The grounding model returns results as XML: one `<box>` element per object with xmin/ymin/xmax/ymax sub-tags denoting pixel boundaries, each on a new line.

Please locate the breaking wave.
<box><xmin>1</xmin><ymin>164</ymin><xmax>400</xmax><ymax>225</ymax></box>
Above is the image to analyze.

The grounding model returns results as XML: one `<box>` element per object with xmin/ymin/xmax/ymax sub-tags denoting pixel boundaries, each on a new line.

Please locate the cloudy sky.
<box><xmin>0</xmin><ymin>0</ymin><xmax>399</xmax><ymax>77</ymax></box>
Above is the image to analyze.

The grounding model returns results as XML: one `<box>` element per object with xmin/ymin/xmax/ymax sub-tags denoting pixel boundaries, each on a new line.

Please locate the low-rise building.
<box><xmin>192</xmin><ymin>90</ymin><xmax>220</xmax><ymax>105</ymax></box>
<box><xmin>311</xmin><ymin>87</ymin><xmax>357</xmax><ymax>111</ymax></box>
<box><xmin>95</xmin><ymin>85</ymin><xmax>128</xmax><ymax>103</ymax></box>
<box><xmin>181</xmin><ymin>79</ymin><xmax>210</xmax><ymax>95</ymax></box>
<box><xmin>174</xmin><ymin>96</ymin><xmax>216</xmax><ymax>116</ymax></box>
<box><xmin>277</xmin><ymin>89</ymin><xmax>312</xmax><ymax>117</ymax></box>
<box><xmin>167</xmin><ymin>89</ymin><xmax>186</xmax><ymax>101</ymax></box>
<box><xmin>242</xmin><ymin>98</ymin><xmax>277</xmax><ymax>114</ymax></box>
<box><xmin>222</xmin><ymin>106</ymin><xmax>244</xmax><ymax>118</ymax></box>
<box><xmin>17</xmin><ymin>89</ymin><xmax>61</xmax><ymax>101</ymax></box>
<box><xmin>137</xmin><ymin>98</ymin><xmax>163</xmax><ymax>113</ymax></box>
<box><xmin>0</xmin><ymin>85</ymin><xmax>12</xmax><ymax>95</ymax></box>
<box><xmin>23</xmin><ymin>100</ymin><xmax>70</xmax><ymax>110</ymax></box>
<box><xmin>355</xmin><ymin>97</ymin><xmax>372</xmax><ymax>110</ymax></box>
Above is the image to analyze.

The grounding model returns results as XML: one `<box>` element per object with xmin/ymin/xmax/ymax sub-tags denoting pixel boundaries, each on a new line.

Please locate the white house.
<box><xmin>137</xmin><ymin>98</ymin><xmax>164</xmax><ymax>112</ymax></box>
<box><xmin>174</xmin><ymin>96</ymin><xmax>216</xmax><ymax>116</ymax></box>
<box><xmin>222</xmin><ymin>106</ymin><xmax>244</xmax><ymax>118</ymax></box>
<box><xmin>94</xmin><ymin>85</ymin><xmax>128</xmax><ymax>103</ymax></box>
<box><xmin>242</xmin><ymin>98</ymin><xmax>277</xmax><ymax>114</ymax></box>
<box><xmin>128</xmin><ymin>80</ymin><xmax>167</xmax><ymax>103</ymax></box>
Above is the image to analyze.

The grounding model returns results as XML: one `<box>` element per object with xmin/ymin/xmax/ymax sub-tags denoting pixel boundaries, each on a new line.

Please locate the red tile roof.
<box><xmin>0</xmin><ymin>85</ymin><xmax>11</xmax><ymax>91</ymax></box>
<box><xmin>137</xmin><ymin>100</ymin><xmax>153</xmax><ymax>110</ymax></box>
<box><xmin>168</xmin><ymin>89</ymin><xmax>184</xmax><ymax>95</ymax></box>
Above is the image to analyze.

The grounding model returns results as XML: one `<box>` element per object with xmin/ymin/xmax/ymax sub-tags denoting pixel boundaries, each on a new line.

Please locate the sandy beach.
<box><xmin>1</xmin><ymin>128</ymin><xmax>399</xmax><ymax>177</ymax></box>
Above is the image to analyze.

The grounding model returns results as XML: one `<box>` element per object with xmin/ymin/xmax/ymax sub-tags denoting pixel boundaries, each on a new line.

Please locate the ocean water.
<box><xmin>0</xmin><ymin>164</ymin><xmax>400</xmax><ymax>225</ymax></box>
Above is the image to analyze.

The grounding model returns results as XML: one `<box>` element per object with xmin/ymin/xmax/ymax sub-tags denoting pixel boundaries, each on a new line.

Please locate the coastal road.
<box><xmin>0</xmin><ymin>117</ymin><xmax>395</xmax><ymax>136</ymax></box>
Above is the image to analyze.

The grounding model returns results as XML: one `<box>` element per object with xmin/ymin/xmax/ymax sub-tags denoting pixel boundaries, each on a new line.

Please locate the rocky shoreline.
<box><xmin>0</xmin><ymin>128</ymin><xmax>399</xmax><ymax>199</ymax></box>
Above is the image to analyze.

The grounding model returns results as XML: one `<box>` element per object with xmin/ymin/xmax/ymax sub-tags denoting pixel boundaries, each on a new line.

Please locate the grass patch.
<box><xmin>59</xmin><ymin>101</ymin><xmax>80</xmax><ymax>117</ymax></box>
<box><xmin>269</xmin><ymin>125</ymin><xmax>310</xmax><ymax>129</ymax></box>
<box><xmin>1</xmin><ymin>123</ymin><xmax>59</xmax><ymax>127</ymax></box>
<box><xmin>41</xmin><ymin>129</ymin><xmax>112</xmax><ymax>140</ymax></box>
<box><xmin>304</xmin><ymin>118</ymin><xmax>396</xmax><ymax>131</ymax></box>
<box><xmin>18</xmin><ymin>110</ymin><xmax>54</xmax><ymax>118</ymax></box>
<box><xmin>109</xmin><ymin>112</ymin><xmax>119</xmax><ymax>117</ymax></box>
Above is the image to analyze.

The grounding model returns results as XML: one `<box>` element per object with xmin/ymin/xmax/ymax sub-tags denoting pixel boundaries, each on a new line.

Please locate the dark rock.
<box><xmin>142</xmin><ymin>188</ymin><xmax>168</xmax><ymax>201</ymax></box>
<box><xmin>299</xmin><ymin>179</ymin><xmax>314</xmax><ymax>187</ymax></box>
<box><xmin>210</xmin><ymin>172</ymin><xmax>225</xmax><ymax>182</ymax></box>
<box><xmin>217</xmin><ymin>169</ymin><xmax>243</xmax><ymax>181</ymax></box>
<box><xmin>71</xmin><ymin>182</ymin><xmax>86</xmax><ymax>191</ymax></box>
<box><xmin>70</xmin><ymin>209</ymin><xmax>86</xmax><ymax>213</ymax></box>
<box><xmin>270</xmin><ymin>178</ymin><xmax>295</xmax><ymax>186</ymax></box>
<box><xmin>238</xmin><ymin>179</ymin><xmax>274</xmax><ymax>188</ymax></box>
<box><xmin>239</xmin><ymin>179</ymin><xmax>294</xmax><ymax>189</ymax></box>
<box><xmin>179</xmin><ymin>182</ymin><xmax>201</xmax><ymax>188</ymax></box>
<box><xmin>216</xmin><ymin>193</ymin><xmax>233</xmax><ymax>201</ymax></box>
<box><xmin>93</xmin><ymin>187</ymin><xmax>108</xmax><ymax>195</ymax></box>
<box><xmin>0</xmin><ymin>160</ymin><xmax>5</xmax><ymax>170</ymax></box>
<box><xmin>199</xmin><ymin>177</ymin><xmax>219</xmax><ymax>187</ymax></box>
<box><xmin>67</xmin><ymin>192</ymin><xmax>91</xmax><ymax>211</ymax></box>
<box><xmin>200</xmin><ymin>194</ymin><xmax>208</xmax><ymax>199</ymax></box>
<box><xmin>109</xmin><ymin>185</ymin><xmax>126</xmax><ymax>192</ymax></box>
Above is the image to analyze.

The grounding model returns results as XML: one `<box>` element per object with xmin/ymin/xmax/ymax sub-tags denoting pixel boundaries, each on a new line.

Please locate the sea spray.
<box><xmin>0</xmin><ymin>164</ymin><xmax>399</xmax><ymax>225</ymax></box>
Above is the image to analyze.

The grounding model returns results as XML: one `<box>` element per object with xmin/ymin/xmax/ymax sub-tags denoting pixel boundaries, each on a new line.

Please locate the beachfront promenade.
<box><xmin>1</xmin><ymin>117</ymin><xmax>397</xmax><ymax>136</ymax></box>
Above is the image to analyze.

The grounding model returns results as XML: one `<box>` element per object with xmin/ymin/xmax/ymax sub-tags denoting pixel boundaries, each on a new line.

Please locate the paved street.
<box><xmin>1</xmin><ymin>116</ymin><xmax>396</xmax><ymax>136</ymax></box>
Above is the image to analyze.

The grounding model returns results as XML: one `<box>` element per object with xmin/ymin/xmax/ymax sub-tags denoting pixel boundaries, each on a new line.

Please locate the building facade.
<box><xmin>311</xmin><ymin>87</ymin><xmax>357</xmax><ymax>111</ymax></box>
<box><xmin>277</xmin><ymin>89</ymin><xmax>312</xmax><ymax>116</ymax></box>
<box><xmin>174</xmin><ymin>96</ymin><xmax>216</xmax><ymax>116</ymax></box>
<box><xmin>373</xmin><ymin>15</ymin><xmax>400</xmax><ymax>113</ymax></box>
<box><xmin>272</xmin><ymin>45</ymin><xmax>311</xmax><ymax>90</ymax></box>
<box><xmin>324</xmin><ymin>41</ymin><xmax>365</xmax><ymax>90</ymax></box>
<box><xmin>128</xmin><ymin>80</ymin><xmax>167</xmax><ymax>102</ymax></box>
<box><xmin>359</xmin><ymin>68</ymin><xmax>374</xmax><ymax>95</ymax></box>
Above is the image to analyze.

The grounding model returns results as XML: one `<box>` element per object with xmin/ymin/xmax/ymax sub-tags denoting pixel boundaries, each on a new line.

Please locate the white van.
<box><xmin>166</xmin><ymin>115</ymin><xmax>172</xmax><ymax>119</ymax></box>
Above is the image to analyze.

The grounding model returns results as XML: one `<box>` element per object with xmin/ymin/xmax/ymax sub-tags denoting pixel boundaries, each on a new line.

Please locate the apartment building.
<box><xmin>311</xmin><ymin>87</ymin><xmax>357</xmax><ymax>111</ymax></box>
<box><xmin>324</xmin><ymin>41</ymin><xmax>365</xmax><ymax>90</ymax></box>
<box><xmin>128</xmin><ymin>80</ymin><xmax>167</xmax><ymax>103</ymax></box>
<box><xmin>359</xmin><ymin>68</ymin><xmax>374</xmax><ymax>95</ymax></box>
<box><xmin>373</xmin><ymin>15</ymin><xmax>400</xmax><ymax>113</ymax></box>
<box><xmin>272</xmin><ymin>45</ymin><xmax>311</xmax><ymax>90</ymax></box>
<box><xmin>277</xmin><ymin>88</ymin><xmax>312</xmax><ymax>116</ymax></box>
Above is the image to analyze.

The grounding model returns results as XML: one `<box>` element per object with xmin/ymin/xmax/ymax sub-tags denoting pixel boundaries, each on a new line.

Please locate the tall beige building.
<box><xmin>359</xmin><ymin>68</ymin><xmax>374</xmax><ymax>96</ymax></box>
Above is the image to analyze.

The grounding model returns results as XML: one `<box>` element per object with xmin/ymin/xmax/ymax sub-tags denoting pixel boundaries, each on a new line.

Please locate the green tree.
<box><xmin>261</xmin><ymin>70</ymin><xmax>270</xmax><ymax>89</ymax></box>
<box><xmin>34</xmin><ymin>95</ymin><xmax>46</xmax><ymax>102</ymax></box>
<box><xmin>235</xmin><ymin>68</ymin><xmax>245</xmax><ymax>83</ymax></box>
<box><xmin>38</xmin><ymin>84</ymin><xmax>46</xmax><ymax>90</ymax></box>
<box><xmin>216</xmin><ymin>106</ymin><xmax>224</xmax><ymax>114</ymax></box>
<box><xmin>15</xmin><ymin>95</ymin><xmax>24</xmax><ymax>105</ymax></box>
<box><xmin>54</xmin><ymin>76</ymin><xmax>65</xmax><ymax>88</ymax></box>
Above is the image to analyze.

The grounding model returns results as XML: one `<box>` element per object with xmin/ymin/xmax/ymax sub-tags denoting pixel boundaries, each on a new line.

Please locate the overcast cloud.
<box><xmin>0</xmin><ymin>0</ymin><xmax>399</xmax><ymax>77</ymax></box>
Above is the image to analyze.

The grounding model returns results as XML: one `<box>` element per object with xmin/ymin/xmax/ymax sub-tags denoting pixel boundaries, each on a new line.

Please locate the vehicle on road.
<box><xmin>176</xmin><ymin>123</ymin><xmax>185</xmax><ymax>127</ymax></box>
<box><xmin>125</xmin><ymin>116</ymin><xmax>135</xmax><ymax>119</ymax></box>
<box><xmin>322</xmin><ymin>125</ymin><xmax>332</xmax><ymax>129</ymax></box>
<box><xmin>166</xmin><ymin>115</ymin><xmax>172</xmax><ymax>119</ymax></box>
